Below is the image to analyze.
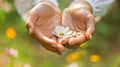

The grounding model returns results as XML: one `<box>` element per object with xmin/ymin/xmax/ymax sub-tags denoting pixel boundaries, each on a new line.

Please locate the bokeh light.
<box><xmin>66</xmin><ymin>52</ymin><xmax>82</xmax><ymax>63</ymax></box>
<box><xmin>90</xmin><ymin>55</ymin><xmax>101</xmax><ymax>63</ymax></box>
<box><xmin>6</xmin><ymin>27</ymin><xmax>16</xmax><ymax>39</ymax></box>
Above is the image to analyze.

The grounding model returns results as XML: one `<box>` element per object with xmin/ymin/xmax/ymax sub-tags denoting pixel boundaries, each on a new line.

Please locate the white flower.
<box><xmin>54</xmin><ymin>25</ymin><xmax>72</xmax><ymax>38</ymax></box>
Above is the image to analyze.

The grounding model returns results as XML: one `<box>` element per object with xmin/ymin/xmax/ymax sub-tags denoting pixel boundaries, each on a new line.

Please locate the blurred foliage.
<box><xmin>0</xmin><ymin>0</ymin><xmax>120</xmax><ymax>67</ymax></box>
<box><xmin>5</xmin><ymin>0</ymin><xmax>14</xmax><ymax>4</ymax></box>
<box><xmin>0</xmin><ymin>9</ymin><xmax>7</xmax><ymax>23</ymax></box>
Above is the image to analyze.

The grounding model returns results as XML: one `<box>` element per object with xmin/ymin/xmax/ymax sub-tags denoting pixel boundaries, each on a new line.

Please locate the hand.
<box><xmin>26</xmin><ymin>1</ymin><xmax>64</xmax><ymax>55</ymax></box>
<box><xmin>59</xmin><ymin>1</ymin><xmax>95</xmax><ymax>49</ymax></box>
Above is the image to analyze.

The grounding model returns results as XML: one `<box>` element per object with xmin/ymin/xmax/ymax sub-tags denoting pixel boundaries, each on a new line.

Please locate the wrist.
<box><xmin>72</xmin><ymin>0</ymin><xmax>92</xmax><ymax>13</ymax></box>
<box><xmin>33</xmin><ymin>0</ymin><xmax>59</xmax><ymax>9</ymax></box>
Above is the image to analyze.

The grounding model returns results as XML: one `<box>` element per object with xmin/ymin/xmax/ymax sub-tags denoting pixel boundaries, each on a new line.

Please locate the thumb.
<box><xmin>26</xmin><ymin>11</ymin><xmax>38</xmax><ymax>35</ymax></box>
<box><xmin>26</xmin><ymin>22</ymin><xmax>35</xmax><ymax>35</ymax></box>
<box><xmin>85</xmin><ymin>14</ymin><xmax>95</xmax><ymax>40</ymax></box>
<box><xmin>86</xmin><ymin>27</ymin><xmax>94</xmax><ymax>40</ymax></box>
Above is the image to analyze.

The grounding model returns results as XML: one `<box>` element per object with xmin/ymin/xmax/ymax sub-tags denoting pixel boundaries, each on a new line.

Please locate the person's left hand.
<box><xmin>59</xmin><ymin>1</ymin><xmax>95</xmax><ymax>48</ymax></box>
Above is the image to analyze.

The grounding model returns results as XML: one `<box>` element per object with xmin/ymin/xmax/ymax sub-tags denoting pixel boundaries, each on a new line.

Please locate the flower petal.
<box><xmin>55</xmin><ymin>26</ymin><xmax>63</xmax><ymax>34</ymax></box>
<box><xmin>64</xmin><ymin>27</ymin><xmax>69</xmax><ymax>33</ymax></box>
<box><xmin>67</xmin><ymin>31</ymin><xmax>72</xmax><ymax>35</ymax></box>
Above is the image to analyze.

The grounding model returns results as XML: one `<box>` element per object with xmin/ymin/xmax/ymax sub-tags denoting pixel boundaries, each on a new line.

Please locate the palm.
<box><xmin>34</xmin><ymin>3</ymin><xmax>60</xmax><ymax>38</ymax></box>
<box><xmin>62</xmin><ymin>9</ymin><xmax>86</xmax><ymax>34</ymax></box>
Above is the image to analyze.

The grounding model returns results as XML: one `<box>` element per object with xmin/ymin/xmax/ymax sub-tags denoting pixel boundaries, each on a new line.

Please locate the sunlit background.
<box><xmin>0</xmin><ymin>0</ymin><xmax>120</xmax><ymax>67</ymax></box>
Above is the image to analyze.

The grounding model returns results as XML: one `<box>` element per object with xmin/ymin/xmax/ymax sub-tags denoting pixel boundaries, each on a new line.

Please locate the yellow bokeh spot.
<box><xmin>6</xmin><ymin>27</ymin><xmax>16</xmax><ymax>39</ymax></box>
<box><xmin>90</xmin><ymin>55</ymin><xmax>101</xmax><ymax>62</ymax></box>
<box><xmin>80</xmin><ymin>42</ymin><xmax>87</xmax><ymax>48</ymax></box>
<box><xmin>66</xmin><ymin>52</ymin><xmax>82</xmax><ymax>63</ymax></box>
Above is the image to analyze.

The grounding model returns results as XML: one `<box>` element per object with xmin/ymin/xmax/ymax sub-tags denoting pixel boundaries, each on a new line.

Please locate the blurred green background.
<box><xmin>0</xmin><ymin>0</ymin><xmax>120</xmax><ymax>67</ymax></box>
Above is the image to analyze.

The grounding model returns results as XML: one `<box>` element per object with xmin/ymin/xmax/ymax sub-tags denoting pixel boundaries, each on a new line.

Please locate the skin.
<box><xmin>26</xmin><ymin>1</ymin><xmax>64</xmax><ymax>55</ymax></box>
<box><xmin>26</xmin><ymin>1</ymin><xmax>95</xmax><ymax>55</ymax></box>
<box><xmin>59</xmin><ymin>1</ymin><xmax>95</xmax><ymax>49</ymax></box>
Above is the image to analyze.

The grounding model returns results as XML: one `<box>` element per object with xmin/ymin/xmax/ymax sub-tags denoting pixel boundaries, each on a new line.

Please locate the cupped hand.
<box><xmin>26</xmin><ymin>1</ymin><xmax>64</xmax><ymax>55</ymax></box>
<box><xmin>59</xmin><ymin>1</ymin><xmax>95</xmax><ymax>49</ymax></box>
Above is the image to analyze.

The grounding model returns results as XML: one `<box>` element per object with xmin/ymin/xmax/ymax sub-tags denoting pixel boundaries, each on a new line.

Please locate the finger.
<box><xmin>60</xmin><ymin>31</ymin><xmax>77</xmax><ymax>44</ymax></box>
<box><xmin>66</xmin><ymin>44</ymin><xmax>80</xmax><ymax>49</ymax></box>
<box><xmin>68</xmin><ymin>34</ymin><xmax>86</xmax><ymax>45</ymax></box>
<box><xmin>26</xmin><ymin>11</ymin><xmax>38</xmax><ymax>35</ymax></box>
<box><xmin>59</xmin><ymin>37</ymin><xmax>69</xmax><ymax>45</ymax></box>
<box><xmin>71</xmin><ymin>31</ymin><xmax>77</xmax><ymax>37</ymax></box>
<box><xmin>51</xmin><ymin>36</ymin><xmax>58</xmax><ymax>41</ymax></box>
<box><xmin>71</xmin><ymin>32</ymin><xmax>83</xmax><ymax>38</ymax></box>
<box><xmin>26</xmin><ymin>22</ymin><xmax>34</xmax><ymax>35</ymax></box>
<box><xmin>35</xmin><ymin>31</ymin><xmax>65</xmax><ymax>55</ymax></box>
<box><xmin>57</xmin><ymin>43</ymin><xmax>65</xmax><ymax>55</ymax></box>
<box><xmin>85</xmin><ymin>14</ymin><xmax>95</xmax><ymax>40</ymax></box>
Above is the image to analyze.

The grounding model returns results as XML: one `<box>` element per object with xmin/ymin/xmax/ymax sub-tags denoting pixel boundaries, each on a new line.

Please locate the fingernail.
<box><xmin>68</xmin><ymin>38</ymin><xmax>75</xmax><ymax>45</ymax></box>
<box><xmin>90</xmin><ymin>35</ymin><xmax>92</xmax><ymax>40</ymax></box>
<box><xmin>29</xmin><ymin>28</ymin><xmax>35</xmax><ymax>35</ymax></box>
<box><xmin>29</xmin><ymin>28</ymin><xmax>32</xmax><ymax>34</ymax></box>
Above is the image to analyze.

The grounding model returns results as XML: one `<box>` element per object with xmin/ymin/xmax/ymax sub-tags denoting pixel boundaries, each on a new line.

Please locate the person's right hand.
<box><xmin>26</xmin><ymin>1</ymin><xmax>64</xmax><ymax>55</ymax></box>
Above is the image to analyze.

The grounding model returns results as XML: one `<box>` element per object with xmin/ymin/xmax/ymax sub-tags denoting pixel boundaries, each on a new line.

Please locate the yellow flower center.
<box><xmin>59</xmin><ymin>32</ymin><xmax>65</xmax><ymax>37</ymax></box>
